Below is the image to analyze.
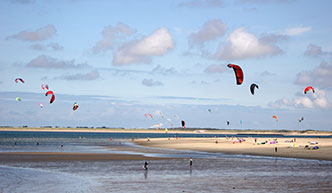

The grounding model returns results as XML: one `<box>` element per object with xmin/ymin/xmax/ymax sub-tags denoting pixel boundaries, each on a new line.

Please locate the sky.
<box><xmin>0</xmin><ymin>0</ymin><xmax>332</xmax><ymax>130</ymax></box>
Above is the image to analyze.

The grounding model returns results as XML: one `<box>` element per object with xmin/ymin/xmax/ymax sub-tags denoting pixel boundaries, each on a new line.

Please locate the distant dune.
<box><xmin>0</xmin><ymin>127</ymin><xmax>331</xmax><ymax>136</ymax></box>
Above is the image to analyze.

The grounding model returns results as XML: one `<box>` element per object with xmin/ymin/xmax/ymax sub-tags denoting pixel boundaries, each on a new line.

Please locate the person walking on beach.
<box><xmin>144</xmin><ymin>161</ymin><xmax>149</xmax><ymax>170</ymax></box>
<box><xmin>275</xmin><ymin>147</ymin><xmax>278</xmax><ymax>153</ymax></box>
<box><xmin>189</xmin><ymin>157</ymin><xmax>193</xmax><ymax>167</ymax></box>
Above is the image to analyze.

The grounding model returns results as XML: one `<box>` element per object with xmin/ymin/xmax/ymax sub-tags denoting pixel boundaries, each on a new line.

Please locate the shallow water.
<box><xmin>0</xmin><ymin>131</ymin><xmax>332</xmax><ymax>192</ymax></box>
<box><xmin>1</xmin><ymin>155</ymin><xmax>332</xmax><ymax>193</ymax></box>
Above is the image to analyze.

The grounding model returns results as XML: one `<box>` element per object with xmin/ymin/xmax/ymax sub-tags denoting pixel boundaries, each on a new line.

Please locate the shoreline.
<box><xmin>1</xmin><ymin>127</ymin><xmax>331</xmax><ymax>136</ymax></box>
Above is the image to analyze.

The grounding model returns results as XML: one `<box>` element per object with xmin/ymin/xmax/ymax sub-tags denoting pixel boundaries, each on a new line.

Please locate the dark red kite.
<box><xmin>45</xmin><ymin>90</ymin><xmax>55</xmax><ymax>104</ymax></box>
<box><xmin>227</xmin><ymin>64</ymin><xmax>244</xmax><ymax>85</ymax></box>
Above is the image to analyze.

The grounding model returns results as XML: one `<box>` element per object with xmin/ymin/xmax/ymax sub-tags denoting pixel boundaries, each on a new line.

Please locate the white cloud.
<box><xmin>189</xmin><ymin>19</ymin><xmax>227</xmax><ymax>46</ymax></box>
<box><xmin>30</xmin><ymin>42</ymin><xmax>63</xmax><ymax>51</ymax></box>
<box><xmin>142</xmin><ymin>78</ymin><xmax>163</xmax><ymax>87</ymax></box>
<box><xmin>215</xmin><ymin>28</ymin><xmax>282</xmax><ymax>60</ymax></box>
<box><xmin>294</xmin><ymin>97</ymin><xmax>315</xmax><ymax>108</ymax></box>
<box><xmin>56</xmin><ymin>70</ymin><xmax>100</xmax><ymax>81</ymax></box>
<box><xmin>178</xmin><ymin>0</ymin><xmax>224</xmax><ymax>8</ymax></box>
<box><xmin>27</xmin><ymin>55</ymin><xmax>88</xmax><ymax>69</ymax></box>
<box><xmin>295</xmin><ymin>60</ymin><xmax>332</xmax><ymax>89</ymax></box>
<box><xmin>311</xmin><ymin>89</ymin><xmax>330</xmax><ymax>109</ymax></box>
<box><xmin>9</xmin><ymin>25</ymin><xmax>56</xmax><ymax>42</ymax></box>
<box><xmin>204</xmin><ymin>64</ymin><xmax>228</xmax><ymax>73</ymax></box>
<box><xmin>284</xmin><ymin>26</ymin><xmax>311</xmax><ymax>36</ymax></box>
<box><xmin>304</xmin><ymin>44</ymin><xmax>331</xmax><ymax>57</ymax></box>
<box><xmin>93</xmin><ymin>23</ymin><xmax>134</xmax><ymax>54</ymax></box>
<box><xmin>113</xmin><ymin>27</ymin><xmax>174</xmax><ymax>66</ymax></box>
<box><xmin>269</xmin><ymin>89</ymin><xmax>330</xmax><ymax>109</ymax></box>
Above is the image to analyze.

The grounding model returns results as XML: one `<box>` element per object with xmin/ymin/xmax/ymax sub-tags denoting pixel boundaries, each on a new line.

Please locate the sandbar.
<box><xmin>134</xmin><ymin>137</ymin><xmax>332</xmax><ymax>161</ymax></box>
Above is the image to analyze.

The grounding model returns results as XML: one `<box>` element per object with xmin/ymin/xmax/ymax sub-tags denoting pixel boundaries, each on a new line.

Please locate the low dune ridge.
<box><xmin>1</xmin><ymin>127</ymin><xmax>331</xmax><ymax>136</ymax></box>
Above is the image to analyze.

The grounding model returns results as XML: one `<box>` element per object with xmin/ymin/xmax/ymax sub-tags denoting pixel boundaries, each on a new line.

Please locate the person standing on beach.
<box><xmin>144</xmin><ymin>161</ymin><xmax>149</xmax><ymax>170</ymax></box>
<box><xmin>189</xmin><ymin>157</ymin><xmax>193</xmax><ymax>167</ymax></box>
<box><xmin>275</xmin><ymin>147</ymin><xmax>278</xmax><ymax>152</ymax></box>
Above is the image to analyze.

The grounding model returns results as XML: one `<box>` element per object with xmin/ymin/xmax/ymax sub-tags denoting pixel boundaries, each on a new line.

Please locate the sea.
<box><xmin>0</xmin><ymin>131</ymin><xmax>331</xmax><ymax>193</ymax></box>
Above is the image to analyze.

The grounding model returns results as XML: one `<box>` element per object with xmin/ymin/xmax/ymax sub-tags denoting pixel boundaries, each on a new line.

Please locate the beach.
<box><xmin>134</xmin><ymin>137</ymin><xmax>332</xmax><ymax>161</ymax></box>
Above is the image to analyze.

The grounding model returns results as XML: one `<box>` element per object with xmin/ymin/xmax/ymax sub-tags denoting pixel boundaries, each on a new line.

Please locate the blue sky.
<box><xmin>1</xmin><ymin>0</ymin><xmax>332</xmax><ymax>130</ymax></box>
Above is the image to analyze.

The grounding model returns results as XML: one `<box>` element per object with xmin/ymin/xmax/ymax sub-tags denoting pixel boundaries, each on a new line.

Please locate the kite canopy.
<box><xmin>159</xmin><ymin>112</ymin><xmax>165</xmax><ymax>119</ymax></box>
<box><xmin>73</xmin><ymin>102</ymin><xmax>79</xmax><ymax>111</ymax></box>
<box><xmin>181</xmin><ymin>120</ymin><xmax>186</xmax><ymax>128</ymax></box>
<box><xmin>227</xmin><ymin>64</ymin><xmax>244</xmax><ymax>85</ymax></box>
<box><xmin>273</xmin><ymin>115</ymin><xmax>278</xmax><ymax>122</ymax></box>
<box><xmin>250</xmin><ymin>83</ymin><xmax>259</xmax><ymax>95</ymax></box>
<box><xmin>40</xmin><ymin>103</ymin><xmax>43</xmax><ymax>108</ymax></box>
<box><xmin>145</xmin><ymin>113</ymin><xmax>154</xmax><ymax>119</ymax></box>
<box><xmin>304</xmin><ymin>86</ymin><xmax>315</xmax><ymax>94</ymax></box>
<box><xmin>41</xmin><ymin>84</ymin><xmax>49</xmax><ymax>90</ymax></box>
<box><xmin>15</xmin><ymin>78</ymin><xmax>24</xmax><ymax>83</ymax></box>
<box><xmin>45</xmin><ymin>90</ymin><xmax>55</xmax><ymax>104</ymax></box>
<box><xmin>16</xmin><ymin>97</ymin><xmax>21</xmax><ymax>101</ymax></box>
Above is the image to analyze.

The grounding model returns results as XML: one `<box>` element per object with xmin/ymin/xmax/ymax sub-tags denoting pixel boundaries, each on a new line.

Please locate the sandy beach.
<box><xmin>134</xmin><ymin>137</ymin><xmax>332</xmax><ymax>161</ymax></box>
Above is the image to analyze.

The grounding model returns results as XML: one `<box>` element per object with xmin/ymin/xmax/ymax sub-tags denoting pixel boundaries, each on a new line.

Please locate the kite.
<box><xmin>145</xmin><ymin>114</ymin><xmax>154</xmax><ymax>119</ymax></box>
<box><xmin>15</xmin><ymin>78</ymin><xmax>24</xmax><ymax>83</ymax></box>
<box><xmin>304</xmin><ymin>86</ymin><xmax>315</xmax><ymax>94</ymax></box>
<box><xmin>41</xmin><ymin>84</ymin><xmax>49</xmax><ymax>90</ymax></box>
<box><xmin>181</xmin><ymin>120</ymin><xmax>186</xmax><ymax>128</ymax></box>
<box><xmin>250</xmin><ymin>83</ymin><xmax>259</xmax><ymax>95</ymax></box>
<box><xmin>73</xmin><ymin>102</ymin><xmax>79</xmax><ymax>111</ymax></box>
<box><xmin>227</xmin><ymin>64</ymin><xmax>244</xmax><ymax>85</ymax></box>
<box><xmin>273</xmin><ymin>115</ymin><xmax>278</xmax><ymax>122</ymax></box>
<box><xmin>45</xmin><ymin>90</ymin><xmax>55</xmax><ymax>104</ymax></box>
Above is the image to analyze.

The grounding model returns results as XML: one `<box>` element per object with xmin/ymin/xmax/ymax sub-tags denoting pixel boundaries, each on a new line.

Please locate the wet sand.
<box><xmin>134</xmin><ymin>137</ymin><xmax>332</xmax><ymax>161</ymax></box>
<box><xmin>0</xmin><ymin>152</ymin><xmax>171</xmax><ymax>162</ymax></box>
